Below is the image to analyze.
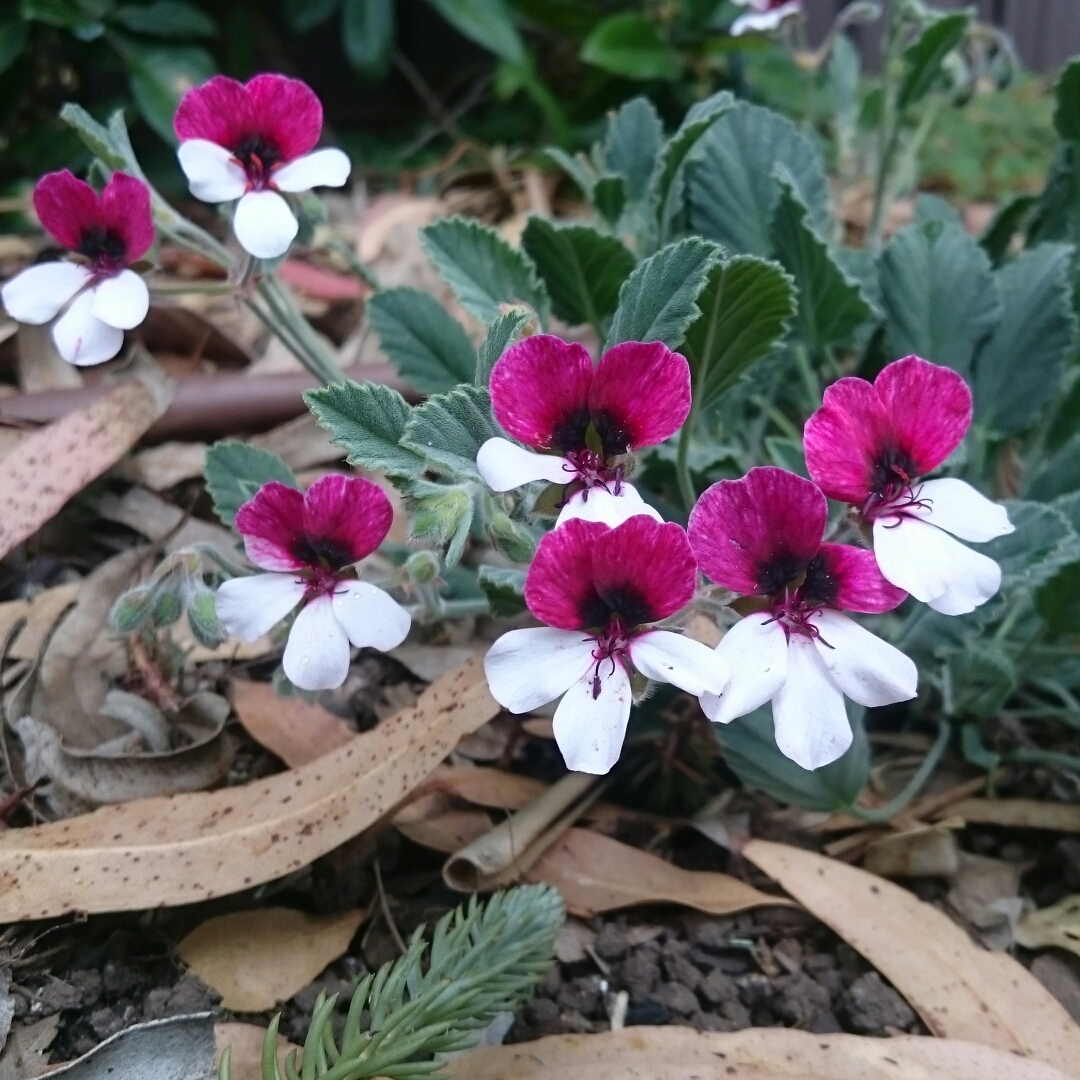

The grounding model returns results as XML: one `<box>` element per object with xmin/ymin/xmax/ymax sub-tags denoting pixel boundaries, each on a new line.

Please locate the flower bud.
<box><xmin>109</xmin><ymin>585</ymin><xmax>155</xmax><ymax>633</ymax></box>
<box><xmin>150</xmin><ymin>586</ymin><xmax>183</xmax><ymax>628</ymax></box>
<box><xmin>488</xmin><ymin>510</ymin><xmax>537</xmax><ymax>564</ymax></box>
<box><xmin>405</xmin><ymin>550</ymin><xmax>441</xmax><ymax>585</ymax></box>
<box><xmin>187</xmin><ymin>587</ymin><xmax>226</xmax><ymax>648</ymax></box>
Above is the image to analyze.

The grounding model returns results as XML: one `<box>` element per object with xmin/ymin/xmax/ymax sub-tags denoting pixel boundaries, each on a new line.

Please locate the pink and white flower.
<box><xmin>1</xmin><ymin>170</ymin><xmax>154</xmax><ymax>366</ymax></box>
<box><xmin>688</xmin><ymin>467</ymin><xmax>916</xmax><ymax>771</ymax></box>
<box><xmin>215</xmin><ymin>474</ymin><xmax>410</xmax><ymax>691</ymax></box>
<box><xmin>174</xmin><ymin>74</ymin><xmax>351</xmax><ymax>259</ymax></box>
<box><xmin>730</xmin><ymin>0</ymin><xmax>801</xmax><ymax>35</ymax></box>
<box><xmin>477</xmin><ymin>335</ymin><xmax>691</xmax><ymax>528</ymax></box>
<box><xmin>804</xmin><ymin>356</ymin><xmax>1014</xmax><ymax>616</ymax></box>
<box><xmin>484</xmin><ymin>515</ymin><xmax>729</xmax><ymax>775</ymax></box>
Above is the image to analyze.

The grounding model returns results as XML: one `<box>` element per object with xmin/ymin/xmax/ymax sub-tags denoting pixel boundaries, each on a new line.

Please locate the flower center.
<box><xmin>759</xmin><ymin>553</ymin><xmax>836</xmax><ymax>643</ymax></box>
<box><xmin>562</xmin><ymin>449</ymin><xmax>624</xmax><ymax>501</ymax></box>
<box><xmin>78</xmin><ymin>226</ymin><xmax>127</xmax><ymax>274</ymax></box>
<box><xmin>862</xmin><ymin>450</ymin><xmax>931</xmax><ymax>521</ymax></box>
<box><xmin>231</xmin><ymin>134</ymin><xmax>283</xmax><ymax>190</ymax></box>
<box><xmin>589</xmin><ymin>616</ymin><xmax>633</xmax><ymax>700</ymax></box>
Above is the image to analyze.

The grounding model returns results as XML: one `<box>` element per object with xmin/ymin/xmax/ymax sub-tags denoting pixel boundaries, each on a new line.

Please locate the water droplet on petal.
<box><xmin>301</xmin><ymin>656</ymin><xmax>310</xmax><ymax>665</ymax></box>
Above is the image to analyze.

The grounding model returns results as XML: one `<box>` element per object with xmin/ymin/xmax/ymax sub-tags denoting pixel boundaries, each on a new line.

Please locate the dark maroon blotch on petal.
<box><xmin>301</xmin><ymin>474</ymin><xmax>393</xmax><ymax>569</ymax></box>
<box><xmin>815</xmin><ymin>542</ymin><xmax>908</xmax><ymax>613</ymax></box>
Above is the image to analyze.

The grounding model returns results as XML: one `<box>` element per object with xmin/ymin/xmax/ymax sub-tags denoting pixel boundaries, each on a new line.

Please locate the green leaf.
<box><xmin>593</xmin><ymin>175</ymin><xmax>627</xmax><ymax>229</ymax></box>
<box><xmin>1029</xmin><ymin>434</ymin><xmax>1080</xmax><ymax>502</ymax></box>
<box><xmin>283</xmin><ymin>0</ymin><xmax>340</xmax><ymax>31</ymax></box>
<box><xmin>421</xmin><ymin>216</ymin><xmax>549</xmax><ymax>326</ymax></box>
<box><xmin>475</xmin><ymin>310</ymin><xmax>531</xmax><ymax>388</ymax></box>
<box><xmin>979</xmin><ymin>194</ymin><xmax>1036</xmax><ymax>265</ymax></box>
<box><xmin>401</xmin><ymin>384</ymin><xmax>499</xmax><ymax>480</ymax></box>
<box><xmin>59</xmin><ymin>102</ymin><xmax>127</xmax><ymax>169</ymax></box>
<box><xmin>1055</xmin><ymin>57</ymin><xmax>1080</xmax><ymax>142</ymax></box>
<box><xmin>941</xmin><ymin>643</ymin><xmax>1016</xmax><ymax>719</ymax></box>
<box><xmin>985</xmin><ymin>500</ymin><xmax>1080</xmax><ymax>595</ymax></box>
<box><xmin>914</xmin><ymin>192</ymin><xmax>962</xmax><ymax>228</ymax></box>
<box><xmin>716</xmin><ymin>704</ymin><xmax>869</xmax><ymax>812</ymax></box>
<box><xmin>603</xmin><ymin>96</ymin><xmax>664</xmax><ymax>205</ymax></box>
<box><xmin>580</xmin><ymin>13</ymin><xmax>680</xmax><ymax>82</ymax></box>
<box><xmin>770</xmin><ymin>173</ymin><xmax>872</xmax><ymax>354</ymax></box>
<box><xmin>682</xmin><ymin>254</ymin><xmax>796</xmax><ymax>413</ymax></box>
<box><xmin>111</xmin><ymin>1</ymin><xmax>217</xmax><ymax>37</ymax></box>
<box><xmin>204</xmin><ymin>442</ymin><xmax>297</xmax><ymax>528</ymax></box>
<box><xmin>21</xmin><ymin>0</ymin><xmax>106</xmax><ymax>36</ymax></box>
<box><xmin>521</xmin><ymin>218</ymin><xmax>635</xmax><ymax>332</ymax></box>
<box><xmin>897</xmin><ymin>11</ymin><xmax>968</xmax><ymax>111</ymax></box>
<box><xmin>0</xmin><ymin>13</ymin><xmax>29</xmax><ymax>74</ymax></box>
<box><xmin>607</xmin><ymin>237</ymin><xmax>720</xmax><ymax>349</ymax></box>
<box><xmin>1027</xmin><ymin>144</ymin><xmax>1080</xmax><ymax>249</ymax></box>
<box><xmin>405</xmin><ymin>480</ymin><xmax>474</xmax><ymax>567</ymax></box>
<box><xmin>342</xmin><ymin>0</ymin><xmax>394</xmax><ymax>80</ymax></box>
<box><xmin>478</xmin><ymin>565</ymin><xmax>526</xmax><ymax>617</ymax></box>
<box><xmin>541</xmin><ymin>147</ymin><xmax>596</xmax><ymax>199</ymax></box>
<box><xmin>687</xmin><ymin>101</ymin><xmax>832</xmax><ymax>257</ymax></box>
<box><xmin>305</xmin><ymin>381</ymin><xmax>425</xmax><ymax>478</ymax></box>
<box><xmin>367</xmin><ymin>287</ymin><xmax>475</xmax><ymax>394</ymax></box>
<box><xmin>974</xmin><ymin>243</ymin><xmax>1078</xmax><ymax>438</ymax></box>
<box><xmin>422</xmin><ymin>0</ymin><xmax>523</xmax><ymax>63</ymax></box>
<box><xmin>879</xmin><ymin>221</ymin><xmax>1002</xmax><ymax>378</ymax></box>
<box><xmin>114</xmin><ymin>37</ymin><xmax>216</xmax><ymax>143</ymax></box>
<box><xmin>1036</xmin><ymin>492</ymin><xmax>1080</xmax><ymax>634</ymax></box>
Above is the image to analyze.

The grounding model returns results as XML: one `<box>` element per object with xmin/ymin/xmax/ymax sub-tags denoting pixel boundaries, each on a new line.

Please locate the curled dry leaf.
<box><xmin>441</xmin><ymin>1026</ymin><xmax>1074</xmax><ymax>1080</ymax></box>
<box><xmin>861</xmin><ymin>824</ymin><xmax>961</xmax><ymax>878</ymax></box>
<box><xmin>937</xmin><ymin>799</ymin><xmax>1080</xmax><ymax>833</ymax></box>
<box><xmin>230</xmin><ymin>680</ymin><xmax>355</xmax><ymax>768</ymax></box>
<box><xmin>1016</xmin><ymin>896</ymin><xmax>1080</xmax><ymax>958</ymax></box>
<box><xmin>0</xmin><ymin>656</ymin><xmax>498</xmax><ymax>920</ymax></box>
<box><xmin>946</xmin><ymin>853</ymin><xmax>1023</xmax><ymax>950</ymax></box>
<box><xmin>0</xmin><ymin>351</ymin><xmax>173</xmax><ymax>560</ymax></box>
<box><xmin>526</xmin><ymin>828</ymin><xmax>794</xmax><ymax>919</ymax></box>
<box><xmin>0</xmin><ymin>583</ymin><xmax>80</xmax><ymax>663</ymax></box>
<box><xmin>394</xmin><ymin>793</ymin><xmax>493</xmax><ymax>852</ymax></box>
<box><xmin>178</xmin><ymin>907</ymin><xmax>367</xmax><ymax>1012</ymax></box>
<box><xmin>742</xmin><ymin>838</ymin><xmax>1080</xmax><ymax>1078</ymax></box>
<box><xmin>115</xmin><ymin>441</ymin><xmax>209</xmax><ymax>491</ymax></box>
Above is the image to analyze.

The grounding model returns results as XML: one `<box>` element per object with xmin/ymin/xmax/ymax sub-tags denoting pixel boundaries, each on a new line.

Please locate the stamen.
<box><xmin>588</xmin><ymin>616</ymin><xmax>632</xmax><ymax>699</ymax></box>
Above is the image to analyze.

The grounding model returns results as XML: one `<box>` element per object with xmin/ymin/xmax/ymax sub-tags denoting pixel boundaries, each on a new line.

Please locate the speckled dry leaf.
<box><xmin>938</xmin><ymin>799</ymin><xmax>1080</xmax><ymax>833</ymax></box>
<box><xmin>0</xmin><ymin>582</ymin><xmax>80</xmax><ymax>662</ymax></box>
<box><xmin>0</xmin><ymin>362</ymin><xmax>173</xmax><ymax>559</ymax></box>
<box><xmin>1016</xmin><ymin>896</ymin><xmax>1080</xmax><ymax>957</ymax></box>
<box><xmin>230</xmin><ymin>680</ymin><xmax>356</xmax><ymax>768</ymax></box>
<box><xmin>215</xmin><ymin>1023</ymin><xmax>299</xmax><ymax>1080</ymax></box>
<box><xmin>115</xmin><ymin>441</ymin><xmax>208</xmax><ymax>491</ymax></box>
<box><xmin>179</xmin><ymin>907</ymin><xmax>366</xmax><ymax>1011</ymax></box>
<box><xmin>743</xmin><ymin>839</ymin><xmax>1080</xmax><ymax>1078</ymax></box>
<box><xmin>0</xmin><ymin>1015</ymin><xmax>60</xmax><ymax>1080</ymax></box>
<box><xmin>525</xmin><ymin>829</ymin><xmax>793</xmax><ymax>919</ymax></box>
<box><xmin>0</xmin><ymin>656</ymin><xmax>497</xmax><ymax>920</ymax></box>
<box><xmin>441</xmin><ymin>1026</ymin><xmax>1074</xmax><ymax>1080</ymax></box>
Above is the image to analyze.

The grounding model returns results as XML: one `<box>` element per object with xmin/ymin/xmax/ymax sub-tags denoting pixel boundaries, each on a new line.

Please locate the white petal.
<box><xmin>1</xmin><ymin>262</ymin><xmax>90</xmax><ymax>324</ymax></box>
<box><xmin>90</xmin><ymin>270</ymin><xmax>149</xmax><ymax>330</ymax></box>
<box><xmin>283</xmin><ymin>595</ymin><xmax>351</xmax><ymax>691</ymax></box>
<box><xmin>233</xmin><ymin>190</ymin><xmax>298</xmax><ymax>259</ymax></box>
<box><xmin>555</xmin><ymin>483</ymin><xmax>664</xmax><ymax>528</ymax></box>
<box><xmin>731</xmin><ymin>2</ymin><xmax>799</xmax><ymax>34</ymax></box>
<box><xmin>552</xmin><ymin>662</ymin><xmax>633</xmax><ymax>775</ymax></box>
<box><xmin>772</xmin><ymin>636</ymin><xmax>853</xmax><ymax>771</ymax></box>
<box><xmin>215</xmin><ymin>573</ymin><xmax>305</xmax><ymax>641</ymax></box>
<box><xmin>177</xmin><ymin>139</ymin><xmax>247</xmax><ymax>203</ymax></box>
<box><xmin>273</xmin><ymin>148</ymin><xmax>352</xmax><ymax>192</ymax></box>
<box><xmin>911</xmin><ymin>478</ymin><xmax>1014</xmax><ymax>542</ymax></box>
<box><xmin>630</xmin><ymin>630</ymin><xmax>729</xmax><ymax>697</ymax></box>
<box><xmin>331</xmin><ymin>580</ymin><xmax>411</xmax><ymax>652</ymax></box>
<box><xmin>873</xmin><ymin>516</ymin><xmax>1001</xmax><ymax>611</ymax></box>
<box><xmin>484</xmin><ymin>627</ymin><xmax>595</xmax><ymax>713</ymax></box>
<box><xmin>52</xmin><ymin>289</ymin><xmax>124</xmax><ymax>366</ymax></box>
<box><xmin>477</xmin><ymin>438</ymin><xmax>571</xmax><ymax>492</ymax></box>
<box><xmin>811</xmin><ymin>610</ymin><xmax>917</xmax><ymax>708</ymax></box>
<box><xmin>927</xmin><ymin>558</ymin><xmax>1003</xmax><ymax>615</ymax></box>
<box><xmin>701</xmin><ymin>613</ymin><xmax>788</xmax><ymax>724</ymax></box>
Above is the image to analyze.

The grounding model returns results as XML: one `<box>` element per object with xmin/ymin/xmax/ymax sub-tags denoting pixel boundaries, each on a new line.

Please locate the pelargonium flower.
<box><xmin>804</xmin><ymin>356</ymin><xmax>1014</xmax><ymax>616</ymax></box>
<box><xmin>477</xmin><ymin>335</ymin><xmax>691</xmax><ymax>528</ymax></box>
<box><xmin>730</xmin><ymin>0</ymin><xmax>801</xmax><ymax>35</ymax></box>
<box><xmin>215</xmin><ymin>474</ymin><xmax>410</xmax><ymax>691</ymax></box>
<box><xmin>174</xmin><ymin>74</ymin><xmax>351</xmax><ymax>259</ymax></box>
<box><xmin>688</xmin><ymin>467</ymin><xmax>916</xmax><ymax>771</ymax></box>
<box><xmin>484</xmin><ymin>515</ymin><xmax>729</xmax><ymax>775</ymax></box>
<box><xmin>1</xmin><ymin>170</ymin><xmax>153</xmax><ymax>366</ymax></box>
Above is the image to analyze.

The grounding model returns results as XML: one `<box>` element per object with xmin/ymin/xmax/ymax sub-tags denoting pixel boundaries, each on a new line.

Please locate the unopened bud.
<box><xmin>109</xmin><ymin>585</ymin><xmax>155</xmax><ymax>633</ymax></box>
<box><xmin>187</xmin><ymin>588</ymin><xmax>226</xmax><ymax>648</ymax></box>
<box><xmin>405</xmin><ymin>550</ymin><xmax>441</xmax><ymax>585</ymax></box>
<box><xmin>150</xmin><ymin>587</ymin><xmax>183</xmax><ymax>628</ymax></box>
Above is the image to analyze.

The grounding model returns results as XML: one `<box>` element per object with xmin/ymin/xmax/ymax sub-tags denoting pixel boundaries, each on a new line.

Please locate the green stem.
<box><xmin>148</xmin><ymin>281</ymin><xmax>234</xmax><ymax>295</ymax></box>
<box><xmin>255</xmin><ymin>276</ymin><xmax>345</xmax><ymax>384</ymax></box>
<box><xmin>676</xmin><ymin>414</ymin><xmax>697</xmax><ymax>511</ymax></box>
<box><xmin>848</xmin><ymin>720</ymin><xmax>951</xmax><ymax>823</ymax></box>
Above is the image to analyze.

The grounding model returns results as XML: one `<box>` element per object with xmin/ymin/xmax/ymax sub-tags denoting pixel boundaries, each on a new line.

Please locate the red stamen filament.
<box><xmin>764</xmin><ymin>587</ymin><xmax>834</xmax><ymax>648</ymax></box>
<box><xmin>561</xmin><ymin>450</ymin><xmax>624</xmax><ymax>505</ymax></box>
<box><xmin>588</xmin><ymin>617</ymin><xmax>633</xmax><ymax>699</ymax></box>
<box><xmin>861</xmin><ymin>467</ymin><xmax>933</xmax><ymax>523</ymax></box>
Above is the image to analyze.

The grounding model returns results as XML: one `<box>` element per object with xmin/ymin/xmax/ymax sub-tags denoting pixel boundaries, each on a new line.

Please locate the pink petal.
<box><xmin>33</xmin><ymin>170</ymin><xmax>97</xmax><ymax>251</ymax></box>
<box><xmin>301</xmin><ymin>474</ymin><xmax>393</xmax><ymax>568</ymax></box>
<box><xmin>174</xmin><ymin>75</ymin><xmax>255</xmax><ymax>149</ymax></box>
<box><xmin>490</xmin><ymin>335</ymin><xmax>594</xmax><ymax>453</ymax></box>
<box><xmin>688</xmin><ymin>466</ymin><xmax>826</xmax><ymax>596</ymax></box>
<box><xmin>874</xmin><ymin>355</ymin><xmax>972</xmax><ymax>478</ymax></box>
<box><xmin>98</xmin><ymin>173</ymin><xmax>155</xmax><ymax>263</ymax></box>
<box><xmin>524</xmin><ymin>518</ymin><xmax>607</xmax><ymax>631</ymax></box>
<box><xmin>592</xmin><ymin>516</ymin><xmax>697</xmax><ymax>624</ymax></box>
<box><xmin>812</xmin><ymin>542</ymin><xmax>907</xmax><ymax>613</ymax></box>
<box><xmin>803</xmin><ymin>376</ymin><xmax>890</xmax><ymax>505</ymax></box>
<box><xmin>589</xmin><ymin>342</ymin><xmax>691</xmax><ymax>453</ymax></box>
<box><xmin>246</xmin><ymin>73</ymin><xmax>323</xmax><ymax>161</ymax></box>
<box><xmin>235</xmin><ymin>481</ymin><xmax>307</xmax><ymax>572</ymax></box>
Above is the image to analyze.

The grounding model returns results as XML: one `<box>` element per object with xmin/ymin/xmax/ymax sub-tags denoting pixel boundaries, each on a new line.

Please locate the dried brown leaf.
<box><xmin>215</xmin><ymin>1023</ymin><xmax>299</xmax><ymax>1080</ymax></box>
<box><xmin>230</xmin><ymin>680</ymin><xmax>355</xmax><ymax>768</ymax></box>
<box><xmin>938</xmin><ymin>799</ymin><xmax>1080</xmax><ymax>833</ymax></box>
<box><xmin>179</xmin><ymin>907</ymin><xmax>366</xmax><ymax>1011</ymax></box>
<box><xmin>440</xmin><ymin>1026</ymin><xmax>1073</xmax><ymax>1080</ymax></box>
<box><xmin>0</xmin><ymin>656</ymin><xmax>497</xmax><ymax>920</ymax></box>
<box><xmin>1016</xmin><ymin>896</ymin><xmax>1080</xmax><ymax>958</ymax></box>
<box><xmin>526</xmin><ymin>829</ymin><xmax>793</xmax><ymax>919</ymax></box>
<box><xmin>0</xmin><ymin>1015</ymin><xmax>60</xmax><ymax>1080</ymax></box>
<box><xmin>742</xmin><ymin>838</ymin><xmax>1080</xmax><ymax>1077</ymax></box>
<box><xmin>0</xmin><ymin>583</ymin><xmax>80</xmax><ymax>663</ymax></box>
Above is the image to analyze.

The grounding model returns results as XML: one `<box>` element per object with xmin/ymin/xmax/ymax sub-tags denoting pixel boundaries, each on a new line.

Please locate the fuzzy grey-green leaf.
<box><xmin>401</xmin><ymin>384</ymin><xmax>500</xmax><ymax>480</ymax></box>
<box><xmin>204</xmin><ymin>442</ymin><xmax>297</xmax><ymax>528</ymax></box>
